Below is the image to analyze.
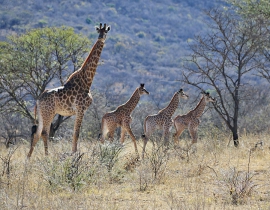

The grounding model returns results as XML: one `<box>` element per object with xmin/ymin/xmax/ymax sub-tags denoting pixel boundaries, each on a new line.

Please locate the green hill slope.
<box><xmin>0</xmin><ymin>0</ymin><xmax>225</xmax><ymax>96</ymax></box>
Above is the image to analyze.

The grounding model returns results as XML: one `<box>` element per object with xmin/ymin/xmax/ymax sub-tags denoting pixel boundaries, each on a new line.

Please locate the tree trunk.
<box><xmin>232</xmin><ymin>130</ymin><xmax>239</xmax><ymax>147</ymax></box>
<box><xmin>49</xmin><ymin>115</ymin><xmax>64</xmax><ymax>140</ymax></box>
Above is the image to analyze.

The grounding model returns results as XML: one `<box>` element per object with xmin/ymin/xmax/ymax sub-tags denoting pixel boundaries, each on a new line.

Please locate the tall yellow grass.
<box><xmin>0</xmin><ymin>132</ymin><xmax>270</xmax><ymax>209</ymax></box>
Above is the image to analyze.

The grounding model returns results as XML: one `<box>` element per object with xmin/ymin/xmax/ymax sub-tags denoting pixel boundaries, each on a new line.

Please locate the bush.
<box><xmin>85</xmin><ymin>17</ymin><xmax>92</xmax><ymax>24</ymax></box>
<box><xmin>136</xmin><ymin>31</ymin><xmax>146</xmax><ymax>38</ymax></box>
<box><xmin>214</xmin><ymin>151</ymin><xmax>258</xmax><ymax>205</ymax></box>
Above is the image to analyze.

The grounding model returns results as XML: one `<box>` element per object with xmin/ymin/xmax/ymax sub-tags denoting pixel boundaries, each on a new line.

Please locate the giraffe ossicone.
<box><xmin>27</xmin><ymin>23</ymin><xmax>110</xmax><ymax>158</ymax></box>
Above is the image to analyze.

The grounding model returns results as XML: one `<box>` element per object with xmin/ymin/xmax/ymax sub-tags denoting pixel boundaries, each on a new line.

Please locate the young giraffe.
<box><xmin>173</xmin><ymin>92</ymin><xmax>215</xmax><ymax>145</ymax></box>
<box><xmin>142</xmin><ymin>89</ymin><xmax>188</xmax><ymax>158</ymax></box>
<box><xmin>28</xmin><ymin>23</ymin><xmax>110</xmax><ymax>158</ymax></box>
<box><xmin>100</xmin><ymin>84</ymin><xmax>149</xmax><ymax>156</ymax></box>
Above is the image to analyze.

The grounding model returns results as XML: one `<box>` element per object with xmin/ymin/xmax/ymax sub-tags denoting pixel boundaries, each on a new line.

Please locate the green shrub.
<box><xmin>136</xmin><ymin>31</ymin><xmax>146</xmax><ymax>38</ymax></box>
<box><xmin>98</xmin><ymin>143</ymin><xmax>123</xmax><ymax>172</ymax></box>
<box><xmin>85</xmin><ymin>17</ymin><xmax>92</xmax><ymax>24</ymax></box>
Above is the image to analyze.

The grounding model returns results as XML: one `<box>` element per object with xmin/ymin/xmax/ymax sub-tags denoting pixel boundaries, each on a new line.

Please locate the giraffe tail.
<box><xmin>141</xmin><ymin>116</ymin><xmax>148</xmax><ymax>140</ymax></box>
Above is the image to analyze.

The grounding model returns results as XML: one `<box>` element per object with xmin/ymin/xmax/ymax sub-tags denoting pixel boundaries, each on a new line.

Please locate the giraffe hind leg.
<box><xmin>141</xmin><ymin>122</ymin><xmax>154</xmax><ymax>159</ymax></box>
<box><xmin>28</xmin><ymin>108</ymin><xmax>45</xmax><ymax>158</ymax></box>
<box><xmin>28</xmin><ymin>129</ymin><xmax>42</xmax><ymax>158</ymax></box>
<box><xmin>41</xmin><ymin>127</ymin><xmax>51</xmax><ymax>156</ymax></box>
<box><xmin>27</xmin><ymin>120</ymin><xmax>52</xmax><ymax>158</ymax></box>
<box><xmin>108</xmin><ymin>132</ymin><xmax>114</xmax><ymax>143</ymax></box>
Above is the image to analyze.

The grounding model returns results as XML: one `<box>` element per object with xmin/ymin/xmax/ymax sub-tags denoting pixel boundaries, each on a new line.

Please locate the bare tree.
<box><xmin>0</xmin><ymin>113</ymin><xmax>28</xmax><ymax>148</ymax></box>
<box><xmin>182</xmin><ymin>9</ymin><xmax>269</xmax><ymax>147</ymax></box>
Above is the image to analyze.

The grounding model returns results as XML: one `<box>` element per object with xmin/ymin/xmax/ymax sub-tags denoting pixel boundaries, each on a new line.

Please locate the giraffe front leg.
<box><xmin>72</xmin><ymin>112</ymin><xmax>84</xmax><ymax>153</ymax></box>
<box><xmin>190</xmin><ymin>129</ymin><xmax>198</xmax><ymax>144</ymax></box>
<box><xmin>188</xmin><ymin>123</ymin><xmax>198</xmax><ymax>145</ymax></box>
<box><xmin>162</xmin><ymin>122</ymin><xmax>172</xmax><ymax>147</ymax></box>
<box><xmin>141</xmin><ymin>134</ymin><xmax>148</xmax><ymax>159</ymax></box>
<box><xmin>124</xmin><ymin>123</ymin><xmax>139</xmax><ymax>157</ymax></box>
<box><xmin>163</xmin><ymin>129</ymin><xmax>170</xmax><ymax>147</ymax></box>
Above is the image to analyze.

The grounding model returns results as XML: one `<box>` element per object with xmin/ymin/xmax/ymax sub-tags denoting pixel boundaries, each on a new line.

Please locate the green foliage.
<box><xmin>114</xmin><ymin>42</ymin><xmax>126</xmax><ymax>53</ymax></box>
<box><xmin>38</xmin><ymin>19</ymin><xmax>48</xmax><ymax>27</ymax></box>
<box><xmin>106</xmin><ymin>3</ymin><xmax>115</xmax><ymax>8</ymax></box>
<box><xmin>98</xmin><ymin>143</ymin><xmax>123</xmax><ymax>172</ymax></box>
<box><xmin>41</xmin><ymin>152</ymin><xmax>97</xmax><ymax>191</ymax></box>
<box><xmin>136</xmin><ymin>31</ymin><xmax>146</xmax><ymax>38</ymax></box>
<box><xmin>154</xmin><ymin>35</ymin><xmax>165</xmax><ymax>42</ymax></box>
<box><xmin>85</xmin><ymin>17</ymin><xmax>92</xmax><ymax>25</ymax></box>
<box><xmin>0</xmin><ymin>26</ymin><xmax>91</xmax><ymax>122</ymax></box>
<box><xmin>142</xmin><ymin>142</ymin><xmax>168</xmax><ymax>181</ymax></box>
<box><xmin>230</xmin><ymin>0</ymin><xmax>270</xmax><ymax>19</ymax></box>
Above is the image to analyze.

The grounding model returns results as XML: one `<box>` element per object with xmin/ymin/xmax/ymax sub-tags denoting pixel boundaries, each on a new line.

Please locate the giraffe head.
<box><xmin>202</xmin><ymin>91</ymin><xmax>215</xmax><ymax>103</ymax></box>
<box><xmin>138</xmin><ymin>84</ymin><xmax>150</xmax><ymax>95</ymax></box>
<box><xmin>96</xmin><ymin>23</ymin><xmax>110</xmax><ymax>41</ymax></box>
<box><xmin>178</xmin><ymin>89</ymin><xmax>189</xmax><ymax>99</ymax></box>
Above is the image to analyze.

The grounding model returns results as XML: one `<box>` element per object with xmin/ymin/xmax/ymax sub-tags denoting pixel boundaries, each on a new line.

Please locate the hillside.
<box><xmin>0</xmin><ymin>0</ymin><xmax>225</xmax><ymax>97</ymax></box>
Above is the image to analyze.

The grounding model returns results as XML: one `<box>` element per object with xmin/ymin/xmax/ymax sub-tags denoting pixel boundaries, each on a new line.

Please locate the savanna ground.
<box><xmin>1</xmin><ymin>130</ymin><xmax>270</xmax><ymax>210</ymax></box>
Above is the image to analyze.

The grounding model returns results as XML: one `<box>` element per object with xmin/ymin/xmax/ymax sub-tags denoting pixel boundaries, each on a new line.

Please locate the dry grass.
<box><xmin>0</xmin><ymin>132</ymin><xmax>270</xmax><ymax>210</ymax></box>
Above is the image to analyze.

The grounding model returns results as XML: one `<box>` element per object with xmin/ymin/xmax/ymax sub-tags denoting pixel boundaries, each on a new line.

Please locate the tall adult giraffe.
<box><xmin>173</xmin><ymin>92</ymin><xmax>215</xmax><ymax>145</ymax></box>
<box><xmin>142</xmin><ymin>89</ymin><xmax>188</xmax><ymax>158</ymax></box>
<box><xmin>28</xmin><ymin>23</ymin><xmax>110</xmax><ymax>158</ymax></box>
<box><xmin>99</xmin><ymin>84</ymin><xmax>149</xmax><ymax>156</ymax></box>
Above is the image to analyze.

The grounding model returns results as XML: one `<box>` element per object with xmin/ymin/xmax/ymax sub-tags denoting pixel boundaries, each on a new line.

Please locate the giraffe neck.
<box><xmin>191</xmin><ymin>96</ymin><xmax>206</xmax><ymax>118</ymax></box>
<box><xmin>121</xmin><ymin>88</ymin><xmax>140</xmax><ymax>114</ymax></box>
<box><xmin>65</xmin><ymin>39</ymin><xmax>105</xmax><ymax>90</ymax></box>
<box><xmin>159</xmin><ymin>92</ymin><xmax>179</xmax><ymax>117</ymax></box>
